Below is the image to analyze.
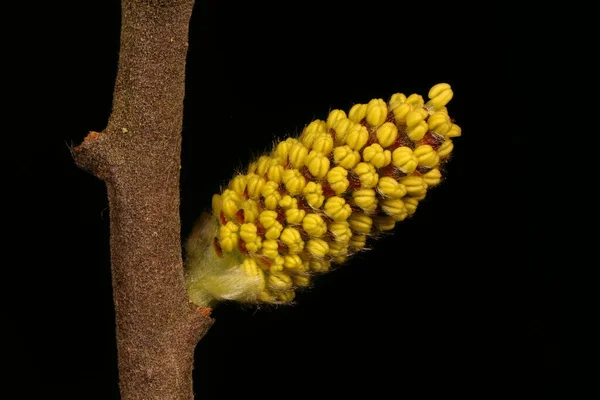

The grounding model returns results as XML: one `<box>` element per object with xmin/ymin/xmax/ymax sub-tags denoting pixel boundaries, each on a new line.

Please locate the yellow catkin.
<box><xmin>187</xmin><ymin>83</ymin><xmax>461</xmax><ymax>305</ymax></box>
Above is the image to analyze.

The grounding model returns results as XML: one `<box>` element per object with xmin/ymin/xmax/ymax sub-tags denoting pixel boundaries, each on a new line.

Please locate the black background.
<box><xmin>16</xmin><ymin>0</ymin><xmax>558</xmax><ymax>398</ymax></box>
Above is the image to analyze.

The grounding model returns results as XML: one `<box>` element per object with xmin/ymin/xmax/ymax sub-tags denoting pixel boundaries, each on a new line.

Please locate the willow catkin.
<box><xmin>185</xmin><ymin>83</ymin><xmax>461</xmax><ymax>306</ymax></box>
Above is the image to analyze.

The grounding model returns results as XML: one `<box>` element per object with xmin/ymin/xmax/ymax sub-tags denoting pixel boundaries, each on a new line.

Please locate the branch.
<box><xmin>73</xmin><ymin>1</ymin><xmax>213</xmax><ymax>399</ymax></box>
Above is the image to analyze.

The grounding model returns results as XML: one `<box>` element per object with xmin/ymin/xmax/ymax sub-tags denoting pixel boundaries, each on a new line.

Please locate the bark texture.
<box><xmin>74</xmin><ymin>1</ymin><xmax>213</xmax><ymax>399</ymax></box>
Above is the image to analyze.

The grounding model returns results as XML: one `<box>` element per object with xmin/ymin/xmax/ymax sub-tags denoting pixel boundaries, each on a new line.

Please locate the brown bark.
<box><xmin>73</xmin><ymin>1</ymin><xmax>213</xmax><ymax>399</ymax></box>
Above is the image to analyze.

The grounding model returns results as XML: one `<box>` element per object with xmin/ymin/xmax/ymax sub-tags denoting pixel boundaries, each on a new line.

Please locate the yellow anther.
<box><xmin>345</xmin><ymin>124</ymin><xmax>369</xmax><ymax>151</ymax></box>
<box><xmin>416</xmin><ymin>107</ymin><xmax>429</xmax><ymax>119</ymax></box>
<box><xmin>239</xmin><ymin>223</ymin><xmax>258</xmax><ymax>243</ymax></box>
<box><xmin>349</xmin><ymin>234</ymin><xmax>367</xmax><ymax>250</ymax></box>
<box><xmin>403</xmin><ymin>197</ymin><xmax>418</xmax><ymax>215</ymax></box>
<box><xmin>348</xmin><ymin>103</ymin><xmax>368</xmax><ymax>123</ymax></box>
<box><xmin>256</xmin><ymin>156</ymin><xmax>276</xmax><ymax>176</ymax></box>
<box><xmin>241</xmin><ymin>258</ymin><xmax>266</xmax><ymax>292</ymax></box>
<box><xmin>245</xmin><ymin>238</ymin><xmax>262</xmax><ymax>253</ymax></box>
<box><xmin>401</xmin><ymin>176</ymin><xmax>427</xmax><ymax>197</ymax></box>
<box><xmin>306</xmin><ymin>150</ymin><xmax>330</xmax><ymax>179</ymax></box>
<box><xmin>280</xmin><ymin>227</ymin><xmax>304</xmax><ymax>253</ymax></box>
<box><xmin>286</xmin><ymin>208</ymin><xmax>306</xmax><ymax>225</ymax></box>
<box><xmin>406</xmin><ymin>111</ymin><xmax>428</xmax><ymax>141</ymax></box>
<box><xmin>293</xmin><ymin>274</ymin><xmax>311</xmax><ymax>287</ymax></box>
<box><xmin>247</xmin><ymin>161</ymin><xmax>257</xmax><ymax>174</ymax></box>
<box><xmin>229</xmin><ymin>175</ymin><xmax>247</xmax><ymax>197</ymax></box>
<box><xmin>306</xmin><ymin>238</ymin><xmax>330</xmax><ymax>258</ymax></box>
<box><xmin>258</xmin><ymin>290</ymin><xmax>276</xmax><ymax>303</ymax></box>
<box><xmin>268</xmin><ymin>271</ymin><xmax>293</xmax><ymax>291</ymax></box>
<box><xmin>333</xmin><ymin>118</ymin><xmax>355</xmax><ymax>144</ymax></box>
<box><xmin>353</xmin><ymin>162</ymin><xmax>379</xmax><ymax>189</ymax></box>
<box><xmin>428</xmin><ymin>83</ymin><xmax>451</xmax><ymax>99</ymax></box>
<box><xmin>427</xmin><ymin>113</ymin><xmax>452</xmax><ymax>135</ymax></box>
<box><xmin>304</xmin><ymin>119</ymin><xmax>327</xmax><ymax>135</ymax></box>
<box><xmin>326</xmin><ymin>109</ymin><xmax>347</xmax><ymax>129</ymax></box>
<box><xmin>302</xmin><ymin>213</ymin><xmax>328</xmax><ymax>237</ymax></box>
<box><xmin>324</xmin><ymin>196</ymin><xmax>353</xmax><ymax>222</ymax></box>
<box><xmin>311</xmin><ymin>133</ymin><xmax>334</xmax><ymax>155</ymax></box>
<box><xmin>405</xmin><ymin>93</ymin><xmax>424</xmax><ymax>107</ymax></box>
<box><xmin>271</xmin><ymin>256</ymin><xmax>285</xmax><ymax>272</ymax></box>
<box><xmin>422</xmin><ymin>168</ymin><xmax>442</xmax><ymax>186</ymax></box>
<box><xmin>388</xmin><ymin>93</ymin><xmax>407</xmax><ymax>109</ymax></box>
<box><xmin>277</xmin><ymin>290</ymin><xmax>296</xmax><ymax>303</ymax></box>
<box><xmin>333</xmin><ymin>145</ymin><xmax>361</xmax><ymax>169</ymax></box>
<box><xmin>282</xmin><ymin>169</ymin><xmax>307</xmax><ymax>195</ymax></box>
<box><xmin>380</xmin><ymin>198</ymin><xmax>407</xmax><ymax>221</ymax></box>
<box><xmin>278</xmin><ymin>195</ymin><xmax>298</xmax><ymax>209</ymax></box>
<box><xmin>221</xmin><ymin>188</ymin><xmax>240</xmax><ymax>202</ymax></box>
<box><xmin>241</xmin><ymin>199</ymin><xmax>259</xmax><ymax>223</ymax></box>
<box><xmin>302</xmin><ymin>182</ymin><xmax>325</xmax><ymax>208</ymax></box>
<box><xmin>261</xmin><ymin>181</ymin><xmax>281</xmax><ymax>210</ymax></box>
<box><xmin>309</xmin><ymin>259</ymin><xmax>331</xmax><ymax>273</ymax></box>
<box><xmin>327</xmin><ymin>166</ymin><xmax>350</xmax><ymax>194</ymax></box>
<box><xmin>289</xmin><ymin>142</ymin><xmax>309</xmax><ymax>169</ymax></box>
<box><xmin>411</xmin><ymin>192</ymin><xmax>427</xmax><ymax>201</ymax></box>
<box><xmin>259</xmin><ymin>210</ymin><xmax>278</xmax><ymax>228</ymax></box>
<box><xmin>437</xmin><ymin>139</ymin><xmax>454</xmax><ymax>158</ymax></box>
<box><xmin>212</xmin><ymin>194</ymin><xmax>222</xmax><ymax>216</ymax></box>
<box><xmin>225</xmin><ymin>221</ymin><xmax>239</xmax><ymax>232</ymax></box>
<box><xmin>301</xmin><ymin>120</ymin><xmax>327</xmax><ymax>148</ymax></box>
<box><xmin>362</xmin><ymin>143</ymin><xmax>392</xmax><ymax>168</ymax></box>
<box><xmin>261</xmin><ymin>239</ymin><xmax>279</xmax><ymax>259</ymax></box>
<box><xmin>333</xmin><ymin>255</ymin><xmax>347</xmax><ymax>264</ymax></box>
<box><xmin>427</xmin><ymin>83</ymin><xmax>453</xmax><ymax>109</ymax></box>
<box><xmin>377</xmin><ymin>176</ymin><xmax>407</xmax><ymax>199</ymax></box>
<box><xmin>352</xmin><ymin>189</ymin><xmax>378</xmax><ymax>212</ymax></box>
<box><xmin>283</xmin><ymin>254</ymin><xmax>303</xmax><ymax>269</ymax></box>
<box><xmin>219</xmin><ymin>222</ymin><xmax>239</xmax><ymax>252</ymax></box>
<box><xmin>414</xmin><ymin>145</ymin><xmax>440</xmax><ymax>168</ymax></box>
<box><xmin>376</xmin><ymin>122</ymin><xmax>398</xmax><ymax>148</ymax></box>
<box><xmin>297</xmin><ymin>260</ymin><xmax>310</xmax><ymax>273</ymax></box>
<box><xmin>391</xmin><ymin>103</ymin><xmax>412</xmax><ymax>124</ymax></box>
<box><xmin>328</xmin><ymin>241</ymin><xmax>349</xmax><ymax>257</ymax></box>
<box><xmin>264</xmin><ymin>221</ymin><xmax>283</xmax><ymax>240</ymax></box>
<box><xmin>329</xmin><ymin>221</ymin><xmax>352</xmax><ymax>243</ymax></box>
<box><xmin>348</xmin><ymin>213</ymin><xmax>373</xmax><ymax>234</ymax></box>
<box><xmin>374</xmin><ymin>216</ymin><xmax>396</xmax><ymax>231</ymax></box>
<box><xmin>392</xmin><ymin>146</ymin><xmax>418</xmax><ymax>173</ymax></box>
<box><xmin>300</xmin><ymin>130</ymin><xmax>321</xmax><ymax>150</ymax></box>
<box><xmin>246</xmin><ymin>174</ymin><xmax>266</xmax><ymax>200</ymax></box>
<box><xmin>221</xmin><ymin>190</ymin><xmax>240</xmax><ymax>219</ymax></box>
<box><xmin>435</xmin><ymin>106</ymin><xmax>449</xmax><ymax>116</ymax></box>
<box><xmin>366</xmin><ymin>98</ymin><xmax>388</xmax><ymax>127</ymax></box>
<box><xmin>273</xmin><ymin>139</ymin><xmax>295</xmax><ymax>165</ymax></box>
<box><xmin>267</xmin><ymin>164</ymin><xmax>284</xmax><ymax>183</ymax></box>
<box><xmin>446</xmin><ymin>123</ymin><xmax>462</xmax><ymax>138</ymax></box>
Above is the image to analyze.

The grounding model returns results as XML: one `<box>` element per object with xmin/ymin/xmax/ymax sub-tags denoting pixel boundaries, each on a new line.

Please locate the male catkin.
<box><xmin>185</xmin><ymin>84</ymin><xmax>461</xmax><ymax>306</ymax></box>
